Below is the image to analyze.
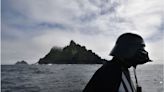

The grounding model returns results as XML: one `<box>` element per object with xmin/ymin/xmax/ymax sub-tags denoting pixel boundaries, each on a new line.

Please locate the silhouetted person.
<box><xmin>83</xmin><ymin>33</ymin><xmax>151</xmax><ymax>92</ymax></box>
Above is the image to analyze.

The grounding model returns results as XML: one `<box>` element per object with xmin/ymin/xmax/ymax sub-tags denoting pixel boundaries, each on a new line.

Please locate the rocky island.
<box><xmin>15</xmin><ymin>60</ymin><xmax>28</xmax><ymax>65</ymax></box>
<box><xmin>38</xmin><ymin>40</ymin><xmax>107</xmax><ymax>64</ymax></box>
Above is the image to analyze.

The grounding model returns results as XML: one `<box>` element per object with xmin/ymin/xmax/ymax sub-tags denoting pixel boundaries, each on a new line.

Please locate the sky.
<box><xmin>1</xmin><ymin>0</ymin><xmax>164</xmax><ymax>64</ymax></box>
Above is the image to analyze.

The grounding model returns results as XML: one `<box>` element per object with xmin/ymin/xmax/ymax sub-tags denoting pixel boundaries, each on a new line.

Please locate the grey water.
<box><xmin>1</xmin><ymin>64</ymin><xmax>163</xmax><ymax>92</ymax></box>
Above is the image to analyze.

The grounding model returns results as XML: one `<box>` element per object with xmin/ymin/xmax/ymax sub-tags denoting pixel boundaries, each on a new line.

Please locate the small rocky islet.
<box><xmin>38</xmin><ymin>40</ymin><xmax>107</xmax><ymax>64</ymax></box>
<box><xmin>15</xmin><ymin>60</ymin><xmax>28</xmax><ymax>65</ymax></box>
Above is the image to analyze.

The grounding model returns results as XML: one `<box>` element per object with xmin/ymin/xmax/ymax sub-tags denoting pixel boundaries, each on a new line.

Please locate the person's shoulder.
<box><xmin>98</xmin><ymin>60</ymin><xmax>121</xmax><ymax>72</ymax></box>
<box><xmin>104</xmin><ymin>60</ymin><xmax>120</xmax><ymax>68</ymax></box>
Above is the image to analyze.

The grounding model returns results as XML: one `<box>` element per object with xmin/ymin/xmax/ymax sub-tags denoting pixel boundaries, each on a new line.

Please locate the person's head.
<box><xmin>110</xmin><ymin>33</ymin><xmax>151</xmax><ymax>68</ymax></box>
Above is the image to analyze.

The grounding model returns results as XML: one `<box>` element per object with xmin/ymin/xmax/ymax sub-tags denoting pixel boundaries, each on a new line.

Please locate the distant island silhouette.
<box><xmin>15</xmin><ymin>60</ymin><xmax>28</xmax><ymax>65</ymax></box>
<box><xmin>38</xmin><ymin>40</ymin><xmax>107</xmax><ymax>64</ymax></box>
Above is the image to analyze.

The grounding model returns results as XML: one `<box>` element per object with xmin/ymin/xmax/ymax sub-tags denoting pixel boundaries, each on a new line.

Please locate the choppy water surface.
<box><xmin>1</xmin><ymin>64</ymin><xmax>163</xmax><ymax>92</ymax></box>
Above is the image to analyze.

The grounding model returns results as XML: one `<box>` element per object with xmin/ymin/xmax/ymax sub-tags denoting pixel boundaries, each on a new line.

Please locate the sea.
<box><xmin>1</xmin><ymin>64</ymin><xmax>163</xmax><ymax>92</ymax></box>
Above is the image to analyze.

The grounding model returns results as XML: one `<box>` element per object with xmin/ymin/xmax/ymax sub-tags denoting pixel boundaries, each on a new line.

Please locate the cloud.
<box><xmin>146</xmin><ymin>37</ymin><xmax>164</xmax><ymax>64</ymax></box>
<box><xmin>1</xmin><ymin>0</ymin><xmax>164</xmax><ymax>64</ymax></box>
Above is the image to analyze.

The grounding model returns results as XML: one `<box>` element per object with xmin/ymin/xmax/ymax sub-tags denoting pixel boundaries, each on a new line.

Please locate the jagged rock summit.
<box><xmin>38</xmin><ymin>40</ymin><xmax>107</xmax><ymax>64</ymax></box>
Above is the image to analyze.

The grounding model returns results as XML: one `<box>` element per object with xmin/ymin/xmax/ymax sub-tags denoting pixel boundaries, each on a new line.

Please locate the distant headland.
<box><xmin>38</xmin><ymin>40</ymin><xmax>107</xmax><ymax>64</ymax></box>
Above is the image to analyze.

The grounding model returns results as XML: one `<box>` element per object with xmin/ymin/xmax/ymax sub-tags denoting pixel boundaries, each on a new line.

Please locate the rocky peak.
<box><xmin>38</xmin><ymin>40</ymin><xmax>107</xmax><ymax>64</ymax></box>
<box><xmin>70</xmin><ymin>40</ymin><xmax>76</xmax><ymax>46</ymax></box>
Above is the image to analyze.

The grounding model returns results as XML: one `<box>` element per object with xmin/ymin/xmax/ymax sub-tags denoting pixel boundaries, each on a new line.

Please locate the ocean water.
<box><xmin>1</xmin><ymin>64</ymin><xmax>163</xmax><ymax>92</ymax></box>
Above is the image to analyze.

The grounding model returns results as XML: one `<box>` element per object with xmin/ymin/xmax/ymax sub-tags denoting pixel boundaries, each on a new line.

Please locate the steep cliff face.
<box><xmin>38</xmin><ymin>40</ymin><xmax>107</xmax><ymax>64</ymax></box>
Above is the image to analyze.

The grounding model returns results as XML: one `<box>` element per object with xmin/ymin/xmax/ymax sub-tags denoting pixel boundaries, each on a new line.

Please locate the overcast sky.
<box><xmin>2</xmin><ymin>0</ymin><xmax>164</xmax><ymax>64</ymax></box>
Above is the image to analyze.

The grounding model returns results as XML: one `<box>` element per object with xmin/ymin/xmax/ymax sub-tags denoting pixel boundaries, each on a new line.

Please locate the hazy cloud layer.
<box><xmin>2</xmin><ymin>0</ymin><xmax>164</xmax><ymax>64</ymax></box>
